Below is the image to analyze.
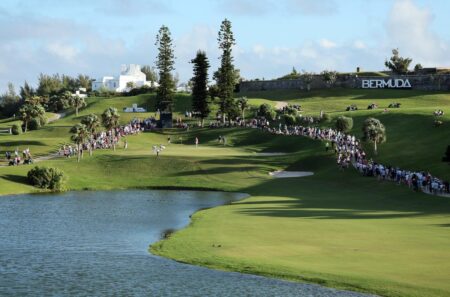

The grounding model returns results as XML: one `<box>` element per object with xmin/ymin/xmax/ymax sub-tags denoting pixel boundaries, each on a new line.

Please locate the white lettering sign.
<box><xmin>361</xmin><ymin>79</ymin><xmax>411</xmax><ymax>89</ymax></box>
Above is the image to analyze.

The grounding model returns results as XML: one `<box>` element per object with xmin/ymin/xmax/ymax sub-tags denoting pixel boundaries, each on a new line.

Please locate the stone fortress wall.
<box><xmin>240</xmin><ymin>74</ymin><xmax>450</xmax><ymax>92</ymax></box>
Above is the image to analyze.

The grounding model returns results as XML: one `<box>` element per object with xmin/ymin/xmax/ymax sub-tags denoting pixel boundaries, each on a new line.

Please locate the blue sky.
<box><xmin>1</xmin><ymin>0</ymin><xmax>449</xmax><ymax>92</ymax></box>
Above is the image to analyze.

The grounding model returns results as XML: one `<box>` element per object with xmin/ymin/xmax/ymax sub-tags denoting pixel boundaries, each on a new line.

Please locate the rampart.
<box><xmin>240</xmin><ymin>74</ymin><xmax>450</xmax><ymax>92</ymax></box>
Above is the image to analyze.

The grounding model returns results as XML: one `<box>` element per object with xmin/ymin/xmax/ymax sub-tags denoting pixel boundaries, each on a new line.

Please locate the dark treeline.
<box><xmin>0</xmin><ymin>73</ymin><xmax>92</xmax><ymax>117</ymax></box>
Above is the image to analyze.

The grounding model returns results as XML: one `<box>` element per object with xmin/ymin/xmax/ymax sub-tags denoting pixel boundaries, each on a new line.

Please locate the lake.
<box><xmin>0</xmin><ymin>190</ymin><xmax>371</xmax><ymax>296</ymax></box>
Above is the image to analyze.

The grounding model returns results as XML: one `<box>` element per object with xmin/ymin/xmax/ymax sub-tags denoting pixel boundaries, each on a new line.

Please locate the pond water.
<box><xmin>0</xmin><ymin>190</ymin><xmax>371</xmax><ymax>296</ymax></box>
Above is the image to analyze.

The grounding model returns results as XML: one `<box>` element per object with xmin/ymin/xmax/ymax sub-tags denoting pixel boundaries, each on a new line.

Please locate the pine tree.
<box><xmin>191</xmin><ymin>51</ymin><xmax>210</xmax><ymax>127</ymax></box>
<box><xmin>155</xmin><ymin>25</ymin><xmax>175</xmax><ymax>112</ymax></box>
<box><xmin>216</xmin><ymin>18</ymin><xmax>236</xmax><ymax>123</ymax></box>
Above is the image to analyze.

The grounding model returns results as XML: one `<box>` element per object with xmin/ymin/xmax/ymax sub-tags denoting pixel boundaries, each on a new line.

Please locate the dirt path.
<box><xmin>48</xmin><ymin>112</ymin><xmax>66</xmax><ymax>123</ymax></box>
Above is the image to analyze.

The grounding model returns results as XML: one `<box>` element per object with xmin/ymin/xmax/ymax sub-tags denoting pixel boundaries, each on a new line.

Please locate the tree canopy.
<box><xmin>362</xmin><ymin>117</ymin><xmax>387</xmax><ymax>154</ymax></box>
<box><xmin>155</xmin><ymin>25</ymin><xmax>175</xmax><ymax>112</ymax></box>
<box><xmin>190</xmin><ymin>50</ymin><xmax>210</xmax><ymax>126</ymax></box>
<box><xmin>385</xmin><ymin>48</ymin><xmax>412</xmax><ymax>74</ymax></box>
<box><xmin>216</xmin><ymin>18</ymin><xmax>236</xmax><ymax>123</ymax></box>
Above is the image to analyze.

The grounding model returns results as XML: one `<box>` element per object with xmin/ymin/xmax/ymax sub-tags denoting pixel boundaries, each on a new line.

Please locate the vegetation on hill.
<box><xmin>0</xmin><ymin>88</ymin><xmax>449</xmax><ymax>297</ymax></box>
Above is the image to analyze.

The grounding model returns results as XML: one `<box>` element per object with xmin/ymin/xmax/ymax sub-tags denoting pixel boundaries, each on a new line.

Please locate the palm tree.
<box><xmin>237</xmin><ymin>97</ymin><xmax>248</xmax><ymax>121</ymax></box>
<box><xmin>362</xmin><ymin>117</ymin><xmax>386</xmax><ymax>155</ymax></box>
<box><xmin>25</xmin><ymin>95</ymin><xmax>43</xmax><ymax>106</ymax></box>
<box><xmin>101</xmin><ymin>107</ymin><xmax>120</xmax><ymax>151</ymax></box>
<box><xmin>71</xmin><ymin>95</ymin><xmax>87</xmax><ymax>116</ymax></box>
<box><xmin>19</xmin><ymin>103</ymin><xmax>46</xmax><ymax>133</ymax></box>
<box><xmin>81</xmin><ymin>114</ymin><xmax>101</xmax><ymax>156</ymax></box>
<box><xmin>70</xmin><ymin>123</ymin><xmax>90</xmax><ymax>162</ymax></box>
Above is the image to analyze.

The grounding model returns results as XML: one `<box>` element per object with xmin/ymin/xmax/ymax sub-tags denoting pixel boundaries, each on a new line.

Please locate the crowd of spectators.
<box><xmin>259</xmin><ymin>123</ymin><xmax>449</xmax><ymax>196</ymax></box>
<box><xmin>5</xmin><ymin>148</ymin><xmax>33</xmax><ymax>166</ymax></box>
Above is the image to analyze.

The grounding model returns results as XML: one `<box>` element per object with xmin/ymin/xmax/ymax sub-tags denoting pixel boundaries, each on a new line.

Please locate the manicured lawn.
<box><xmin>0</xmin><ymin>89</ymin><xmax>449</xmax><ymax>296</ymax></box>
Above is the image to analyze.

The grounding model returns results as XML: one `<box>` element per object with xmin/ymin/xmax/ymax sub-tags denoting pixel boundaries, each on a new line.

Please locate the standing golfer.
<box><xmin>195</xmin><ymin>137</ymin><xmax>199</xmax><ymax>148</ymax></box>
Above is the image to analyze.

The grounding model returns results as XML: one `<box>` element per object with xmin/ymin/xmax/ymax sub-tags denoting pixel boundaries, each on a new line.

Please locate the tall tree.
<box><xmin>77</xmin><ymin>74</ymin><xmax>92</xmax><ymax>92</ymax></box>
<box><xmin>190</xmin><ymin>50</ymin><xmax>210</xmax><ymax>127</ymax></box>
<box><xmin>48</xmin><ymin>92</ymin><xmax>71</xmax><ymax>112</ymax></box>
<box><xmin>155</xmin><ymin>25</ymin><xmax>175</xmax><ymax>112</ymax></box>
<box><xmin>37</xmin><ymin>73</ymin><xmax>63</xmax><ymax>96</ymax></box>
<box><xmin>20</xmin><ymin>81</ymin><xmax>35</xmax><ymax>100</ymax></box>
<box><xmin>70</xmin><ymin>95</ymin><xmax>86</xmax><ymax>116</ymax></box>
<box><xmin>101</xmin><ymin>107</ymin><xmax>120</xmax><ymax>151</ymax></box>
<box><xmin>216</xmin><ymin>18</ymin><xmax>236</xmax><ymax>123</ymax></box>
<box><xmin>0</xmin><ymin>82</ymin><xmax>22</xmax><ymax>117</ymax></box>
<box><xmin>70</xmin><ymin>123</ymin><xmax>90</xmax><ymax>162</ymax></box>
<box><xmin>81</xmin><ymin>114</ymin><xmax>101</xmax><ymax>156</ymax></box>
<box><xmin>385</xmin><ymin>48</ymin><xmax>412</xmax><ymax>74</ymax></box>
<box><xmin>362</xmin><ymin>117</ymin><xmax>387</xmax><ymax>155</ymax></box>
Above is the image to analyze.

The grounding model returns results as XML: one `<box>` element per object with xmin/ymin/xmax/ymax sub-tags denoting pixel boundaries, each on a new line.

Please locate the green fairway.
<box><xmin>0</xmin><ymin>89</ymin><xmax>449</xmax><ymax>297</ymax></box>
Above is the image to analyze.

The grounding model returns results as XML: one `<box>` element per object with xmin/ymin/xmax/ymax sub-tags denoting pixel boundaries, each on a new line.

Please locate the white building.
<box><xmin>92</xmin><ymin>64</ymin><xmax>157</xmax><ymax>92</ymax></box>
<box><xmin>72</xmin><ymin>88</ymin><xmax>88</xmax><ymax>98</ymax></box>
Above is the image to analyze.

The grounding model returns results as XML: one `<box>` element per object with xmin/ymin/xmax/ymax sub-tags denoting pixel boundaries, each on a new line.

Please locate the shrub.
<box><xmin>28</xmin><ymin>118</ymin><xmax>41</xmax><ymax>130</ymax></box>
<box><xmin>283</xmin><ymin>114</ymin><xmax>296</xmax><ymax>126</ymax></box>
<box><xmin>281</xmin><ymin>105</ymin><xmax>298</xmax><ymax>116</ymax></box>
<box><xmin>257</xmin><ymin>104</ymin><xmax>276</xmax><ymax>121</ymax></box>
<box><xmin>312</xmin><ymin>116</ymin><xmax>321</xmax><ymax>124</ymax></box>
<box><xmin>335</xmin><ymin>116</ymin><xmax>353</xmax><ymax>133</ymax></box>
<box><xmin>27</xmin><ymin>166</ymin><xmax>67</xmax><ymax>192</ymax></box>
<box><xmin>11</xmin><ymin>124</ymin><xmax>22</xmax><ymax>135</ymax></box>
<box><xmin>321</xmin><ymin>113</ymin><xmax>331</xmax><ymax>123</ymax></box>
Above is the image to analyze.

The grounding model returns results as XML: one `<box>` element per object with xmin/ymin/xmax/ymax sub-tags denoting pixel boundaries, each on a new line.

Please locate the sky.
<box><xmin>0</xmin><ymin>0</ymin><xmax>449</xmax><ymax>92</ymax></box>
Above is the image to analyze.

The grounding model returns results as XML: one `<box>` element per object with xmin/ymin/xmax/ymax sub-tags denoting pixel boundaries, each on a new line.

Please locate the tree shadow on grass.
<box><xmin>433</xmin><ymin>223</ymin><xmax>450</xmax><ymax>228</ymax></box>
<box><xmin>235</xmin><ymin>173</ymin><xmax>450</xmax><ymax>220</ymax></box>
<box><xmin>172</xmin><ymin>166</ymin><xmax>261</xmax><ymax>177</ymax></box>
<box><xmin>0</xmin><ymin>140</ymin><xmax>47</xmax><ymax>147</ymax></box>
<box><xmin>2</xmin><ymin>174</ymin><xmax>29</xmax><ymax>185</ymax></box>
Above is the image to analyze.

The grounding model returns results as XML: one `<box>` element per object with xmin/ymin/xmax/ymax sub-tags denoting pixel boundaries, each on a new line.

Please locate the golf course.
<box><xmin>0</xmin><ymin>89</ymin><xmax>449</xmax><ymax>297</ymax></box>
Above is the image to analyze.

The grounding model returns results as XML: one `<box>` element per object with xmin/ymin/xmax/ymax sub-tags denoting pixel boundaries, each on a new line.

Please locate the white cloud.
<box><xmin>288</xmin><ymin>0</ymin><xmax>337</xmax><ymax>15</ymax></box>
<box><xmin>252</xmin><ymin>44</ymin><xmax>266</xmax><ymax>58</ymax></box>
<box><xmin>353</xmin><ymin>40</ymin><xmax>366</xmax><ymax>49</ymax></box>
<box><xmin>319</xmin><ymin>39</ymin><xmax>337</xmax><ymax>49</ymax></box>
<box><xmin>97</xmin><ymin>0</ymin><xmax>173</xmax><ymax>16</ymax></box>
<box><xmin>385</xmin><ymin>0</ymin><xmax>450</xmax><ymax>66</ymax></box>
<box><xmin>216</xmin><ymin>0</ymin><xmax>272</xmax><ymax>16</ymax></box>
<box><xmin>46</xmin><ymin>43</ymin><xmax>79</xmax><ymax>62</ymax></box>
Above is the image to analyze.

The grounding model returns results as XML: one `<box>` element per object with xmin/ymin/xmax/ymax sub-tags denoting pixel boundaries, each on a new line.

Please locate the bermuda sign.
<box><xmin>362</xmin><ymin>79</ymin><xmax>411</xmax><ymax>89</ymax></box>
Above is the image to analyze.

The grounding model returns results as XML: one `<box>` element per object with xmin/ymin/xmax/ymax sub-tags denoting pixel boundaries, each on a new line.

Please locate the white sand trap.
<box><xmin>269</xmin><ymin>171</ymin><xmax>314</xmax><ymax>178</ymax></box>
<box><xmin>255</xmin><ymin>152</ymin><xmax>287</xmax><ymax>156</ymax></box>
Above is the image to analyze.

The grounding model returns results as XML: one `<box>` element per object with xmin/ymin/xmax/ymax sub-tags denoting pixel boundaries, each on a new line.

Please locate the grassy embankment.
<box><xmin>0</xmin><ymin>89</ymin><xmax>449</xmax><ymax>297</ymax></box>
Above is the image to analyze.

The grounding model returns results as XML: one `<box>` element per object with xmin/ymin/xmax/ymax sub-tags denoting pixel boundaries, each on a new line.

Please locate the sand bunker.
<box><xmin>269</xmin><ymin>171</ymin><xmax>314</xmax><ymax>178</ymax></box>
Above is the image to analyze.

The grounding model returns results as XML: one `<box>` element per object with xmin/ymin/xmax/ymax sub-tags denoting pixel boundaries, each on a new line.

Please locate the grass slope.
<box><xmin>0</xmin><ymin>90</ymin><xmax>449</xmax><ymax>297</ymax></box>
<box><xmin>241</xmin><ymin>89</ymin><xmax>450</xmax><ymax>180</ymax></box>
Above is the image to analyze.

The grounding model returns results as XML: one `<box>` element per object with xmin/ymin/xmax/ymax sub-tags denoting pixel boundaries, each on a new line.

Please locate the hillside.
<box><xmin>240</xmin><ymin>89</ymin><xmax>450</xmax><ymax>180</ymax></box>
<box><xmin>0</xmin><ymin>89</ymin><xmax>449</xmax><ymax>297</ymax></box>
